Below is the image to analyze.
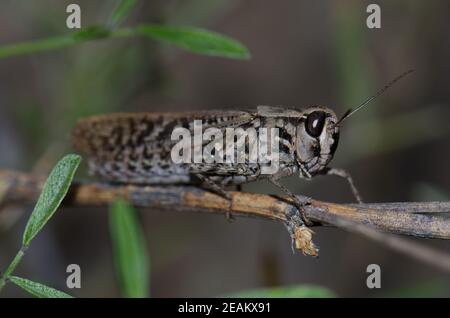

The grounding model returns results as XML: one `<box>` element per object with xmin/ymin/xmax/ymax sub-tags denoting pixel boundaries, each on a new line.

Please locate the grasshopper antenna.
<box><xmin>336</xmin><ymin>69</ymin><xmax>414</xmax><ymax>126</ymax></box>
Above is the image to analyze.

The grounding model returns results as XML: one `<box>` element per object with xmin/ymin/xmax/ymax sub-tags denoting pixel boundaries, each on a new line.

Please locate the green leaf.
<box><xmin>225</xmin><ymin>285</ymin><xmax>335</xmax><ymax>298</ymax></box>
<box><xmin>0</xmin><ymin>26</ymin><xmax>110</xmax><ymax>59</ymax></box>
<box><xmin>109</xmin><ymin>199</ymin><xmax>150</xmax><ymax>298</ymax></box>
<box><xmin>9</xmin><ymin>276</ymin><xmax>73</xmax><ymax>298</ymax></box>
<box><xmin>137</xmin><ymin>24</ymin><xmax>250</xmax><ymax>59</ymax></box>
<box><xmin>110</xmin><ymin>0</ymin><xmax>138</xmax><ymax>26</ymax></box>
<box><xmin>22</xmin><ymin>154</ymin><xmax>81</xmax><ymax>247</ymax></box>
<box><xmin>382</xmin><ymin>279</ymin><xmax>450</xmax><ymax>298</ymax></box>
<box><xmin>72</xmin><ymin>26</ymin><xmax>111</xmax><ymax>41</ymax></box>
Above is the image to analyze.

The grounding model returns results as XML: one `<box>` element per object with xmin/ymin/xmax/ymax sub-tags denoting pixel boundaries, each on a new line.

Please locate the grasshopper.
<box><xmin>72</xmin><ymin>70</ymin><xmax>413</xmax><ymax>256</ymax></box>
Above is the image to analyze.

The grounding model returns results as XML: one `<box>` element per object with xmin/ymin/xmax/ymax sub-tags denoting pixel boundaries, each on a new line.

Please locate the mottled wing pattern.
<box><xmin>257</xmin><ymin>105</ymin><xmax>304</xmax><ymax>118</ymax></box>
<box><xmin>72</xmin><ymin>110</ymin><xmax>254</xmax><ymax>184</ymax></box>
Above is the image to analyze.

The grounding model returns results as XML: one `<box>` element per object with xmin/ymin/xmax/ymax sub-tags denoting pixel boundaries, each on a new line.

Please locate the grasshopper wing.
<box><xmin>257</xmin><ymin>105</ymin><xmax>304</xmax><ymax>118</ymax></box>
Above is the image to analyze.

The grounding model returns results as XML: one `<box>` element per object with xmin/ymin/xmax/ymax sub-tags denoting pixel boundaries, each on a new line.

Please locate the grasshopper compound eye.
<box><xmin>305</xmin><ymin>111</ymin><xmax>326</xmax><ymax>137</ymax></box>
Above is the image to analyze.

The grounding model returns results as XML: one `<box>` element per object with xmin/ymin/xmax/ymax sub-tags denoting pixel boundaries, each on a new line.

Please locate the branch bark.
<box><xmin>1</xmin><ymin>169</ymin><xmax>449</xmax><ymax>272</ymax></box>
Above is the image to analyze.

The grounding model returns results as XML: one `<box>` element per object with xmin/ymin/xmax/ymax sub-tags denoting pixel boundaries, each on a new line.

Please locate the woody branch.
<box><xmin>0</xmin><ymin>169</ymin><xmax>449</xmax><ymax>272</ymax></box>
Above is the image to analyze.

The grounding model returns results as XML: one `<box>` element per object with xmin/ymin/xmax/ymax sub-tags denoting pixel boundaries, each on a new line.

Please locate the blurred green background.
<box><xmin>0</xmin><ymin>0</ymin><xmax>449</xmax><ymax>297</ymax></box>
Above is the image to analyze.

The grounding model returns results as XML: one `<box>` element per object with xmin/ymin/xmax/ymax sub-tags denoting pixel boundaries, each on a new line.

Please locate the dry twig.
<box><xmin>0</xmin><ymin>169</ymin><xmax>449</xmax><ymax>272</ymax></box>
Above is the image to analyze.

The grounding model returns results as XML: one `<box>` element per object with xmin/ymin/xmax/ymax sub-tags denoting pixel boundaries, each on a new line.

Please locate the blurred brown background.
<box><xmin>0</xmin><ymin>0</ymin><xmax>449</xmax><ymax>297</ymax></box>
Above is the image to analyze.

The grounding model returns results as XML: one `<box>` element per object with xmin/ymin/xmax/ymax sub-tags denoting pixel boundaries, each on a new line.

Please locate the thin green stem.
<box><xmin>110</xmin><ymin>27</ymin><xmax>135</xmax><ymax>38</ymax></box>
<box><xmin>0</xmin><ymin>27</ymin><xmax>135</xmax><ymax>59</ymax></box>
<box><xmin>0</xmin><ymin>248</ymin><xmax>26</xmax><ymax>292</ymax></box>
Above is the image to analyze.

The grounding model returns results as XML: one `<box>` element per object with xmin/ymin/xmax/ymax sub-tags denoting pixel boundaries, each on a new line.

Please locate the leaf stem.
<box><xmin>0</xmin><ymin>248</ymin><xmax>25</xmax><ymax>292</ymax></box>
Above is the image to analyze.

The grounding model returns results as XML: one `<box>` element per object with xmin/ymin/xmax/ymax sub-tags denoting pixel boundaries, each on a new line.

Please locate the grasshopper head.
<box><xmin>295</xmin><ymin>106</ymin><xmax>339</xmax><ymax>176</ymax></box>
<box><xmin>293</xmin><ymin>70</ymin><xmax>414</xmax><ymax>177</ymax></box>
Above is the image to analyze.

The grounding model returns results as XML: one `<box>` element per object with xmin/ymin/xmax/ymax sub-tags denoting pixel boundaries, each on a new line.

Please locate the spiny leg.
<box><xmin>322</xmin><ymin>167</ymin><xmax>363</xmax><ymax>203</ymax></box>
<box><xmin>195</xmin><ymin>174</ymin><xmax>234</xmax><ymax>221</ymax></box>
<box><xmin>268</xmin><ymin>177</ymin><xmax>312</xmax><ymax>225</ymax></box>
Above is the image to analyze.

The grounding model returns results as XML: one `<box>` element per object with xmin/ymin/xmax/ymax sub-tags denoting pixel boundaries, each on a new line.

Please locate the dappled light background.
<box><xmin>0</xmin><ymin>0</ymin><xmax>449</xmax><ymax>297</ymax></box>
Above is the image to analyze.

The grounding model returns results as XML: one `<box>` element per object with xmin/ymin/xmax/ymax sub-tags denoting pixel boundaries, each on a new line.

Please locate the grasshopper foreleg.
<box><xmin>268</xmin><ymin>177</ymin><xmax>319</xmax><ymax>256</ymax></box>
<box><xmin>268</xmin><ymin>177</ymin><xmax>312</xmax><ymax>226</ymax></box>
<box><xmin>321</xmin><ymin>167</ymin><xmax>363</xmax><ymax>203</ymax></box>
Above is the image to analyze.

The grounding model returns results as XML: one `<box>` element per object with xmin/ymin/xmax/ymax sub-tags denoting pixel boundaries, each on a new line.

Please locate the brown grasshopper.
<box><xmin>72</xmin><ymin>70</ymin><xmax>413</xmax><ymax>256</ymax></box>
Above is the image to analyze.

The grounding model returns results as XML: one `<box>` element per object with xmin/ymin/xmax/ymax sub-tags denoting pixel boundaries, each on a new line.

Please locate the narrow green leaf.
<box><xmin>225</xmin><ymin>285</ymin><xmax>335</xmax><ymax>298</ymax></box>
<box><xmin>0</xmin><ymin>26</ymin><xmax>110</xmax><ymax>59</ymax></box>
<box><xmin>382</xmin><ymin>279</ymin><xmax>450</xmax><ymax>298</ymax></box>
<box><xmin>72</xmin><ymin>26</ymin><xmax>111</xmax><ymax>40</ymax></box>
<box><xmin>22</xmin><ymin>154</ymin><xmax>81</xmax><ymax>247</ymax></box>
<box><xmin>0</xmin><ymin>24</ymin><xmax>250</xmax><ymax>60</ymax></box>
<box><xmin>110</xmin><ymin>199</ymin><xmax>149</xmax><ymax>298</ymax></box>
<box><xmin>137</xmin><ymin>24</ymin><xmax>250</xmax><ymax>59</ymax></box>
<box><xmin>110</xmin><ymin>0</ymin><xmax>138</xmax><ymax>26</ymax></box>
<box><xmin>9</xmin><ymin>276</ymin><xmax>73</xmax><ymax>298</ymax></box>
